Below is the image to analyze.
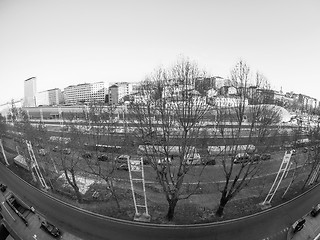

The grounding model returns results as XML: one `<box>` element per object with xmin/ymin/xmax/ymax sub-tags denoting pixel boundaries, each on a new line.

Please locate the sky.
<box><xmin>0</xmin><ymin>0</ymin><xmax>319</xmax><ymax>105</ymax></box>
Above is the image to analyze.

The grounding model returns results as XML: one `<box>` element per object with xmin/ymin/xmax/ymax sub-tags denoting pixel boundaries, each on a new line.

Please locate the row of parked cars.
<box><xmin>233</xmin><ymin>152</ymin><xmax>271</xmax><ymax>164</ymax></box>
<box><xmin>291</xmin><ymin>203</ymin><xmax>320</xmax><ymax>234</ymax></box>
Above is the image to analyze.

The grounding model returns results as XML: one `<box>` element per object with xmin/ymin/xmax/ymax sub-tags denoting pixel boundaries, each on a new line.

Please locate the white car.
<box><xmin>117</xmin><ymin>155</ymin><xmax>130</xmax><ymax>163</ymax></box>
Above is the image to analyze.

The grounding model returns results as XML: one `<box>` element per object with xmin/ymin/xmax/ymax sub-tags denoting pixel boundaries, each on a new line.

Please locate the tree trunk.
<box><xmin>215</xmin><ymin>198</ymin><xmax>228</xmax><ymax>217</ymax></box>
<box><xmin>166</xmin><ymin>198</ymin><xmax>178</xmax><ymax>221</ymax></box>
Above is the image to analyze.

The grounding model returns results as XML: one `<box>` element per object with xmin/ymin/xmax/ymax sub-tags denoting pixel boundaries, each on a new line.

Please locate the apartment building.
<box><xmin>36</xmin><ymin>88</ymin><xmax>63</xmax><ymax>106</ymax></box>
<box><xmin>108</xmin><ymin>82</ymin><xmax>132</xmax><ymax>105</ymax></box>
<box><xmin>64</xmin><ymin>82</ymin><xmax>106</xmax><ymax>105</ymax></box>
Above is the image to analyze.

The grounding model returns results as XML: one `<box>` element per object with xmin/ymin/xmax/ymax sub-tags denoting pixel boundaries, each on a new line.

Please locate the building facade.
<box><xmin>23</xmin><ymin>77</ymin><xmax>37</xmax><ymax>107</ymax></box>
<box><xmin>108</xmin><ymin>82</ymin><xmax>132</xmax><ymax>105</ymax></box>
<box><xmin>64</xmin><ymin>82</ymin><xmax>105</xmax><ymax>105</ymax></box>
<box><xmin>36</xmin><ymin>88</ymin><xmax>63</xmax><ymax>106</ymax></box>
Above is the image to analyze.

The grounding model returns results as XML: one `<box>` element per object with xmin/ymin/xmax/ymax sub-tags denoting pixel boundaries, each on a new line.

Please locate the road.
<box><xmin>1</xmin><ymin>162</ymin><xmax>320</xmax><ymax>240</ymax></box>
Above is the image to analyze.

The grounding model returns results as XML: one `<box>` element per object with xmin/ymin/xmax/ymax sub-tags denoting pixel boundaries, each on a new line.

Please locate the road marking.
<box><xmin>261</xmin><ymin>227</ymin><xmax>289</xmax><ymax>240</ymax></box>
<box><xmin>1</xmin><ymin>202</ymin><xmax>16</xmax><ymax>221</ymax></box>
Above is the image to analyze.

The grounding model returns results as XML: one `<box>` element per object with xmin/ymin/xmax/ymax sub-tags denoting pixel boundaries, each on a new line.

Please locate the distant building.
<box><xmin>23</xmin><ymin>77</ymin><xmax>37</xmax><ymax>107</ymax></box>
<box><xmin>108</xmin><ymin>82</ymin><xmax>132</xmax><ymax>105</ymax></box>
<box><xmin>207</xmin><ymin>96</ymin><xmax>248</xmax><ymax>108</ymax></box>
<box><xmin>36</xmin><ymin>88</ymin><xmax>64</xmax><ymax>106</ymax></box>
<box><xmin>64</xmin><ymin>82</ymin><xmax>106</xmax><ymax>105</ymax></box>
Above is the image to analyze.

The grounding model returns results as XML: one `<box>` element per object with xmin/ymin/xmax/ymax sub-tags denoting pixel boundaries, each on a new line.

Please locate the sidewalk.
<box><xmin>0</xmin><ymin>184</ymin><xmax>82</xmax><ymax>240</ymax></box>
<box><xmin>287</xmin><ymin>210</ymin><xmax>320</xmax><ymax>240</ymax></box>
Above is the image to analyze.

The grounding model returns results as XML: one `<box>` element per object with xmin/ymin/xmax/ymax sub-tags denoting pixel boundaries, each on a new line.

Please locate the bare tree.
<box><xmin>128</xmin><ymin>58</ymin><xmax>211</xmax><ymax>220</ymax></box>
<box><xmin>52</xmin><ymin>114</ymin><xmax>86</xmax><ymax>203</ymax></box>
<box><xmin>213</xmin><ymin>60</ymin><xmax>281</xmax><ymax>217</ymax></box>
<box><xmin>81</xmin><ymin>103</ymin><xmax>123</xmax><ymax>209</ymax></box>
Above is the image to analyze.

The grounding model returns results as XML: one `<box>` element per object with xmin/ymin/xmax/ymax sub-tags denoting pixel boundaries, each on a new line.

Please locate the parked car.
<box><xmin>292</xmin><ymin>218</ymin><xmax>306</xmax><ymax>233</ymax></box>
<box><xmin>203</xmin><ymin>156</ymin><xmax>216</xmax><ymax>165</ymax></box>
<box><xmin>52</xmin><ymin>146</ymin><xmax>59</xmax><ymax>152</ymax></box>
<box><xmin>117</xmin><ymin>163</ymin><xmax>129</xmax><ymax>171</ymax></box>
<box><xmin>260</xmin><ymin>153</ymin><xmax>271</xmax><ymax>160</ymax></box>
<box><xmin>311</xmin><ymin>204</ymin><xmax>320</xmax><ymax>217</ymax></box>
<box><xmin>62</xmin><ymin>148</ymin><xmax>71</xmax><ymax>155</ymax></box>
<box><xmin>251</xmin><ymin>154</ymin><xmax>261</xmax><ymax>162</ymax></box>
<box><xmin>82</xmin><ymin>152</ymin><xmax>92</xmax><ymax>159</ymax></box>
<box><xmin>142</xmin><ymin>157</ymin><xmax>151</xmax><ymax>165</ymax></box>
<box><xmin>303</xmin><ymin>147</ymin><xmax>308</xmax><ymax>153</ymax></box>
<box><xmin>291</xmin><ymin>149</ymin><xmax>296</xmax><ymax>155</ymax></box>
<box><xmin>233</xmin><ymin>153</ymin><xmax>250</xmax><ymax>164</ymax></box>
<box><xmin>97</xmin><ymin>154</ymin><xmax>108</xmax><ymax>161</ymax></box>
<box><xmin>40</xmin><ymin>220</ymin><xmax>61</xmax><ymax>238</ymax></box>
<box><xmin>157</xmin><ymin>157</ymin><xmax>172</xmax><ymax>165</ymax></box>
<box><xmin>117</xmin><ymin>155</ymin><xmax>130</xmax><ymax>163</ymax></box>
<box><xmin>310</xmin><ymin>146</ymin><xmax>315</xmax><ymax>151</ymax></box>
<box><xmin>0</xmin><ymin>183</ymin><xmax>7</xmax><ymax>192</ymax></box>
<box><xmin>38</xmin><ymin>148</ymin><xmax>48</xmax><ymax>156</ymax></box>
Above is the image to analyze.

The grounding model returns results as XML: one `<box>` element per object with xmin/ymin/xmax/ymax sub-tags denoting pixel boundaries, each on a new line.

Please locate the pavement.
<box><xmin>287</xmin><ymin>209</ymin><xmax>320</xmax><ymax>240</ymax></box>
<box><xmin>0</xmin><ymin>185</ymin><xmax>82</xmax><ymax>240</ymax></box>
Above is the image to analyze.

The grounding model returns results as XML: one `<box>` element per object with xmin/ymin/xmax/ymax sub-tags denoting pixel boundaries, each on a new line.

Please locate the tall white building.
<box><xmin>64</xmin><ymin>82</ymin><xmax>105</xmax><ymax>105</ymax></box>
<box><xmin>23</xmin><ymin>77</ymin><xmax>37</xmax><ymax>107</ymax></box>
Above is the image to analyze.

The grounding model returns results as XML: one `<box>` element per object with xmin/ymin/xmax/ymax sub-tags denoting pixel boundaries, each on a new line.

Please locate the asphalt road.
<box><xmin>1</xmin><ymin>162</ymin><xmax>320</xmax><ymax>240</ymax></box>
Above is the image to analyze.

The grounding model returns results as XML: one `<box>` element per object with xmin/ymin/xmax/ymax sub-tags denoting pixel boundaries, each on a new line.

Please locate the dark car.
<box><xmin>311</xmin><ymin>204</ymin><xmax>320</xmax><ymax>217</ymax></box>
<box><xmin>117</xmin><ymin>163</ymin><xmax>129</xmax><ymax>171</ymax></box>
<box><xmin>52</xmin><ymin>146</ymin><xmax>59</xmax><ymax>152</ymax></box>
<box><xmin>0</xmin><ymin>183</ymin><xmax>7</xmax><ymax>192</ymax></box>
<box><xmin>82</xmin><ymin>152</ymin><xmax>92</xmax><ymax>159</ymax></box>
<box><xmin>40</xmin><ymin>220</ymin><xmax>61</xmax><ymax>238</ymax></box>
<box><xmin>251</xmin><ymin>154</ymin><xmax>261</xmax><ymax>162</ymax></box>
<box><xmin>203</xmin><ymin>157</ymin><xmax>216</xmax><ymax>165</ymax></box>
<box><xmin>292</xmin><ymin>218</ymin><xmax>306</xmax><ymax>233</ymax></box>
<box><xmin>97</xmin><ymin>154</ymin><xmax>108</xmax><ymax>161</ymax></box>
<box><xmin>261</xmin><ymin>153</ymin><xmax>271</xmax><ymax>160</ymax></box>
<box><xmin>62</xmin><ymin>148</ymin><xmax>71</xmax><ymax>155</ymax></box>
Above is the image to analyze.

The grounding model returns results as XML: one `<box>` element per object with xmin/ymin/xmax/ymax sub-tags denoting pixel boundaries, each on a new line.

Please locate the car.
<box><xmin>203</xmin><ymin>157</ymin><xmax>216</xmax><ymax>165</ymax></box>
<box><xmin>40</xmin><ymin>220</ymin><xmax>61</xmax><ymax>238</ymax></box>
<box><xmin>117</xmin><ymin>163</ymin><xmax>129</xmax><ymax>171</ymax></box>
<box><xmin>62</xmin><ymin>148</ymin><xmax>71</xmax><ymax>155</ymax></box>
<box><xmin>157</xmin><ymin>157</ymin><xmax>172</xmax><ymax>165</ymax></box>
<box><xmin>303</xmin><ymin>147</ymin><xmax>308</xmax><ymax>153</ymax></box>
<box><xmin>251</xmin><ymin>154</ymin><xmax>261</xmax><ymax>162</ymax></box>
<box><xmin>38</xmin><ymin>148</ymin><xmax>48</xmax><ymax>156</ymax></box>
<box><xmin>52</xmin><ymin>146</ymin><xmax>59</xmax><ymax>152</ymax></box>
<box><xmin>142</xmin><ymin>157</ymin><xmax>151</xmax><ymax>165</ymax></box>
<box><xmin>310</xmin><ymin>146</ymin><xmax>315</xmax><ymax>151</ymax></box>
<box><xmin>291</xmin><ymin>149</ymin><xmax>296</xmax><ymax>155</ymax></box>
<box><xmin>0</xmin><ymin>183</ymin><xmax>7</xmax><ymax>192</ymax></box>
<box><xmin>97</xmin><ymin>154</ymin><xmax>108</xmax><ymax>161</ymax></box>
<box><xmin>311</xmin><ymin>204</ymin><xmax>320</xmax><ymax>217</ymax></box>
<box><xmin>292</xmin><ymin>218</ymin><xmax>306</xmax><ymax>233</ymax></box>
<box><xmin>82</xmin><ymin>152</ymin><xmax>92</xmax><ymax>159</ymax></box>
<box><xmin>233</xmin><ymin>153</ymin><xmax>250</xmax><ymax>164</ymax></box>
<box><xmin>117</xmin><ymin>155</ymin><xmax>130</xmax><ymax>163</ymax></box>
<box><xmin>260</xmin><ymin>153</ymin><xmax>271</xmax><ymax>160</ymax></box>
